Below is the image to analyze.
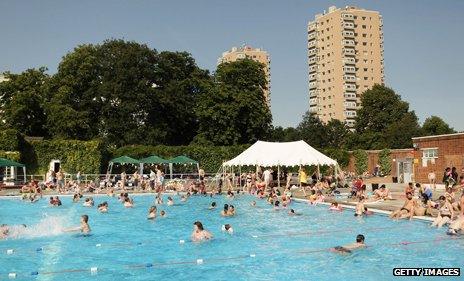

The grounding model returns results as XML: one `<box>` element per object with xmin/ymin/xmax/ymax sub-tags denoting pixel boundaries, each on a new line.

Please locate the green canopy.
<box><xmin>0</xmin><ymin>158</ymin><xmax>25</xmax><ymax>167</ymax></box>
<box><xmin>109</xmin><ymin>156</ymin><xmax>140</xmax><ymax>164</ymax></box>
<box><xmin>168</xmin><ymin>155</ymin><xmax>198</xmax><ymax>164</ymax></box>
<box><xmin>139</xmin><ymin>155</ymin><xmax>168</xmax><ymax>164</ymax></box>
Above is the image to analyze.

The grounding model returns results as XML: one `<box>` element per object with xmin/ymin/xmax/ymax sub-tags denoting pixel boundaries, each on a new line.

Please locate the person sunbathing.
<box><xmin>390</xmin><ymin>192</ymin><xmax>416</xmax><ymax>220</ymax></box>
<box><xmin>373</xmin><ymin>185</ymin><xmax>392</xmax><ymax>200</ymax></box>
<box><xmin>332</xmin><ymin>234</ymin><xmax>366</xmax><ymax>254</ymax></box>
<box><xmin>191</xmin><ymin>221</ymin><xmax>212</xmax><ymax>242</ymax></box>
<box><xmin>431</xmin><ymin>196</ymin><xmax>454</xmax><ymax>228</ymax></box>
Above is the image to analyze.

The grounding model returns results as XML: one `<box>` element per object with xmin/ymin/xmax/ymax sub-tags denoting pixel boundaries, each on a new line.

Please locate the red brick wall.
<box><xmin>413</xmin><ymin>133</ymin><xmax>464</xmax><ymax>183</ymax></box>
<box><xmin>346</xmin><ymin>149</ymin><xmax>414</xmax><ymax>176</ymax></box>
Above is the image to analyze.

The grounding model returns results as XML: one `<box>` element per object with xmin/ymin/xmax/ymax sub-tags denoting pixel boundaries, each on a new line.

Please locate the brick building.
<box><xmin>346</xmin><ymin>132</ymin><xmax>464</xmax><ymax>184</ymax></box>
<box><xmin>412</xmin><ymin>132</ymin><xmax>464</xmax><ymax>184</ymax></box>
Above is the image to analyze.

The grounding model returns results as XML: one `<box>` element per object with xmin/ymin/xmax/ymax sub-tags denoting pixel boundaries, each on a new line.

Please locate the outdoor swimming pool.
<box><xmin>0</xmin><ymin>194</ymin><xmax>462</xmax><ymax>280</ymax></box>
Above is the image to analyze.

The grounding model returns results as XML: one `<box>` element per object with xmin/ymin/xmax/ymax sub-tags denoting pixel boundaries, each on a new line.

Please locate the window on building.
<box><xmin>362</xmin><ymin>42</ymin><xmax>367</xmax><ymax>46</ymax></box>
<box><xmin>362</xmin><ymin>25</ymin><xmax>366</xmax><ymax>29</ymax></box>
<box><xmin>362</xmin><ymin>33</ymin><xmax>367</xmax><ymax>37</ymax></box>
<box><xmin>422</xmin><ymin>148</ymin><xmax>438</xmax><ymax>159</ymax></box>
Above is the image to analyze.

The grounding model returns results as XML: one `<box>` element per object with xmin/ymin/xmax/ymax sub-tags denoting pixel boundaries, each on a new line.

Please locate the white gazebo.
<box><xmin>222</xmin><ymin>140</ymin><xmax>338</xmax><ymax>187</ymax></box>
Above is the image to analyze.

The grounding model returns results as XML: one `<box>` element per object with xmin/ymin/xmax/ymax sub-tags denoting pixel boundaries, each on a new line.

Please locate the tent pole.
<box><xmin>317</xmin><ymin>164</ymin><xmax>321</xmax><ymax>181</ymax></box>
<box><xmin>197</xmin><ymin>163</ymin><xmax>200</xmax><ymax>180</ymax></box>
<box><xmin>23</xmin><ymin>166</ymin><xmax>26</xmax><ymax>183</ymax></box>
<box><xmin>277</xmin><ymin>165</ymin><xmax>280</xmax><ymax>189</ymax></box>
<box><xmin>169</xmin><ymin>163</ymin><xmax>173</xmax><ymax>180</ymax></box>
<box><xmin>239</xmin><ymin>165</ymin><xmax>242</xmax><ymax>191</ymax></box>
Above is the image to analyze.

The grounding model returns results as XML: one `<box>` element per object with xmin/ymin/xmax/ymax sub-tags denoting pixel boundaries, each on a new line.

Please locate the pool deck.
<box><xmin>1</xmin><ymin>182</ymin><xmax>451</xmax><ymax>223</ymax></box>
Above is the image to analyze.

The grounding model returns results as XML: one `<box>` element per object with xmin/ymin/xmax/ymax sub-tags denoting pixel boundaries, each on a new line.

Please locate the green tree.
<box><xmin>325</xmin><ymin>119</ymin><xmax>350</xmax><ymax>148</ymax></box>
<box><xmin>353</xmin><ymin>84</ymin><xmax>421</xmax><ymax>149</ymax></box>
<box><xmin>47</xmin><ymin>39</ymin><xmax>210</xmax><ymax>146</ymax></box>
<box><xmin>296</xmin><ymin>111</ymin><xmax>327</xmax><ymax>148</ymax></box>
<box><xmin>195</xmin><ymin>59</ymin><xmax>272</xmax><ymax>145</ymax></box>
<box><xmin>421</xmin><ymin>116</ymin><xmax>455</xmax><ymax>136</ymax></box>
<box><xmin>0</xmin><ymin>68</ymin><xmax>50</xmax><ymax>137</ymax></box>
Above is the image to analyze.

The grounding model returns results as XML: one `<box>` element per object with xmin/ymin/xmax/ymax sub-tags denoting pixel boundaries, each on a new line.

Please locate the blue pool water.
<box><xmin>0</xmin><ymin>194</ymin><xmax>462</xmax><ymax>281</ymax></box>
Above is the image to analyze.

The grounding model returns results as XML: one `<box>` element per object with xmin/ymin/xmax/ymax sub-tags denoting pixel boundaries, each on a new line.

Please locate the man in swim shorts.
<box><xmin>389</xmin><ymin>192</ymin><xmax>416</xmax><ymax>220</ymax></box>
<box><xmin>332</xmin><ymin>234</ymin><xmax>366</xmax><ymax>254</ymax></box>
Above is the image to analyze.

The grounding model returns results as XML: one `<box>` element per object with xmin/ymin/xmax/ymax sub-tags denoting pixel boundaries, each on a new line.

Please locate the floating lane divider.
<box><xmin>5</xmin><ymin>237</ymin><xmax>463</xmax><ymax>279</ymax></box>
<box><xmin>1</xmin><ymin>224</ymin><xmax>412</xmax><ymax>257</ymax></box>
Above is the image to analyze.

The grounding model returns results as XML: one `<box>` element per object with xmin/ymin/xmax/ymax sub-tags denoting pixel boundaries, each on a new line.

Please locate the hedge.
<box><xmin>322</xmin><ymin>148</ymin><xmax>350</xmax><ymax>168</ymax></box>
<box><xmin>21</xmin><ymin>139</ymin><xmax>104</xmax><ymax>174</ymax></box>
<box><xmin>0</xmin><ymin>151</ymin><xmax>21</xmax><ymax>162</ymax></box>
<box><xmin>353</xmin><ymin>149</ymin><xmax>368</xmax><ymax>175</ymax></box>
<box><xmin>111</xmin><ymin>145</ymin><xmax>250</xmax><ymax>173</ymax></box>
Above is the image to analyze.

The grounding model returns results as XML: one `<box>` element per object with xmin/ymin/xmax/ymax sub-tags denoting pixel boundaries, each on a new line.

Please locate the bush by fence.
<box><xmin>21</xmin><ymin>139</ymin><xmax>104</xmax><ymax>174</ymax></box>
<box><xmin>0</xmin><ymin>151</ymin><xmax>21</xmax><ymax>162</ymax></box>
<box><xmin>353</xmin><ymin>149</ymin><xmax>368</xmax><ymax>175</ymax></box>
<box><xmin>0</xmin><ymin>129</ymin><xmax>22</xmax><ymax>151</ymax></box>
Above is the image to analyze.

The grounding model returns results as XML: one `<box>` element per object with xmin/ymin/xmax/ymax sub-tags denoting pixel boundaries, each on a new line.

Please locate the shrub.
<box><xmin>353</xmin><ymin>149</ymin><xmax>368</xmax><ymax>175</ymax></box>
<box><xmin>0</xmin><ymin>129</ymin><xmax>22</xmax><ymax>151</ymax></box>
<box><xmin>322</xmin><ymin>148</ymin><xmax>350</xmax><ymax>168</ymax></box>
<box><xmin>379</xmin><ymin>148</ymin><xmax>392</xmax><ymax>175</ymax></box>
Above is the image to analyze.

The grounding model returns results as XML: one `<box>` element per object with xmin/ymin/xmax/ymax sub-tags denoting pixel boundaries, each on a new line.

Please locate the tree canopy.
<box><xmin>421</xmin><ymin>115</ymin><xmax>455</xmax><ymax>136</ymax></box>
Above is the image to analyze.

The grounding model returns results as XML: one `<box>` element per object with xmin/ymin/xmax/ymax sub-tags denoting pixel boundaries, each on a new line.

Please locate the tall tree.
<box><xmin>421</xmin><ymin>116</ymin><xmax>455</xmax><ymax>136</ymax></box>
<box><xmin>325</xmin><ymin>119</ymin><xmax>350</xmax><ymax>148</ymax></box>
<box><xmin>353</xmin><ymin>84</ymin><xmax>421</xmax><ymax>149</ymax></box>
<box><xmin>47</xmin><ymin>39</ymin><xmax>210</xmax><ymax>146</ymax></box>
<box><xmin>195</xmin><ymin>59</ymin><xmax>272</xmax><ymax>145</ymax></box>
<box><xmin>0</xmin><ymin>68</ymin><xmax>50</xmax><ymax>137</ymax></box>
<box><xmin>296</xmin><ymin>111</ymin><xmax>327</xmax><ymax>148</ymax></box>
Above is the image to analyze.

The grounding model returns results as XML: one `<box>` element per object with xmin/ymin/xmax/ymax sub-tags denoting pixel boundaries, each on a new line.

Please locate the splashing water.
<box><xmin>7</xmin><ymin>215</ymin><xmax>69</xmax><ymax>239</ymax></box>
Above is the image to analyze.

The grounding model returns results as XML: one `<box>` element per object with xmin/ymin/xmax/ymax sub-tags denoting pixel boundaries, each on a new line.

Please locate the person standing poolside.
<box><xmin>56</xmin><ymin>169</ymin><xmax>64</xmax><ymax>193</ymax></box>
<box><xmin>191</xmin><ymin>221</ymin><xmax>212</xmax><ymax>242</ymax></box>
<box><xmin>390</xmin><ymin>192</ymin><xmax>416</xmax><ymax>220</ymax></box>
<box><xmin>332</xmin><ymin>234</ymin><xmax>366</xmax><ymax>254</ymax></box>
<box><xmin>299</xmin><ymin>168</ymin><xmax>308</xmax><ymax>196</ymax></box>
<box><xmin>428</xmin><ymin>171</ymin><xmax>436</xmax><ymax>190</ymax></box>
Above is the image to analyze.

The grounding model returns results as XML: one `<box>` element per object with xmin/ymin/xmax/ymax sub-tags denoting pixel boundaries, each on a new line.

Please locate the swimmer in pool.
<box><xmin>124</xmin><ymin>197</ymin><xmax>134</xmax><ymax>208</ymax></box>
<box><xmin>288</xmin><ymin>209</ymin><xmax>302</xmax><ymax>216</ymax></box>
<box><xmin>209</xmin><ymin>202</ymin><xmax>217</xmax><ymax>210</ymax></box>
<box><xmin>160</xmin><ymin>210</ymin><xmax>166</xmax><ymax>217</ymax></box>
<box><xmin>167</xmin><ymin>197</ymin><xmax>174</xmax><ymax>206</ymax></box>
<box><xmin>1</xmin><ymin>224</ymin><xmax>9</xmax><ymax>239</ymax></box>
<box><xmin>222</xmin><ymin>224</ymin><xmax>234</xmax><ymax>234</ymax></box>
<box><xmin>274</xmin><ymin>200</ymin><xmax>280</xmax><ymax>210</ymax></box>
<box><xmin>332</xmin><ymin>234</ymin><xmax>366</xmax><ymax>254</ymax></box>
<box><xmin>180</xmin><ymin>195</ymin><xmax>187</xmax><ymax>202</ymax></box>
<box><xmin>156</xmin><ymin>196</ymin><xmax>163</xmax><ymax>205</ymax></box>
<box><xmin>98</xmin><ymin>202</ymin><xmax>108</xmax><ymax>213</ymax></box>
<box><xmin>64</xmin><ymin>215</ymin><xmax>91</xmax><ymax>234</ymax></box>
<box><xmin>329</xmin><ymin>202</ymin><xmax>343</xmax><ymax>211</ymax></box>
<box><xmin>221</xmin><ymin>204</ymin><xmax>230</xmax><ymax>216</ymax></box>
<box><xmin>354</xmin><ymin>196</ymin><xmax>365</xmax><ymax>217</ymax></box>
<box><xmin>83</xmin><ymin>197</ymin><xmax>94</xmax><ymax>207</ymax></box>
<box><xmin>251</xmin><ymin>201</ymin><xmax>256</xmax><ymax>207</ymax></box>
<box><xmin>191</xmin><ymin>221</ymin><xmax>212</xmax><ymax>242</ymax></box>
<box><xmin>147</xmin><ymin>206</ymin><xmax>157</xmax><ymax>219</ymax></box>
<box><xmin>228</xmin><ymin>205</ymin><xmax>236</xmax><ymax>216</ymax></box>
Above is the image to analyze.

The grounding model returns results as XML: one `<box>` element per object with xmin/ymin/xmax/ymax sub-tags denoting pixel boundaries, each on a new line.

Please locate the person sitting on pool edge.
<box><xmin>64</xmin><ymin>215</ymin><xmax>91</xmax><ymax>234</ymax></box>
<box><xmin>191</xmin><ymin>221</ymin><xmax>212</xmax><ymax>242</ymax></box>
<box><xmin>389</xmin><ymin>192</ymin><xmax>416</xmax><ymax>220</ymax></box>
<box><xmin>332</xmin><ymin>234</ymin><xmax>366</xmax><ymax>254</ymax></box>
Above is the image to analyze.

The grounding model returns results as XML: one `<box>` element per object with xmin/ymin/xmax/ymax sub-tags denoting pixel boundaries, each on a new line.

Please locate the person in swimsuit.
<box><xmin>373</xmin><ymin>185</ymin><xmax>392</xmax><ymax>200</ymax></box>
<box><xmin>332</xmin><ymin>234</ymin><xmax>366</xmax><ymax>254</ymax></box>
<box><xmin>64</xmin><ymin>215</ymin><xmax>91</xmax><ymax>234</ymax></box>
<box><xmin>354</xmin><ymin>196</ymin><xmax>365</xmax><ymax>217</ymax></box>
<box><xmin>147</xmin><ymin>206</ymin><xmax>157</xmax><ymax>219</ymax></box>
<box><xmin>390</xmin><ymin>192</ymin><xmax>416</xmax><ymax>220</ymax></box>
<box><xmin>98</xmin><ymin>202</ymin><xmax>108</xmax><ymax>213</ymax></box>
<box><xmin>191</xmin><ymin>221</ymin><xmax>212</xmax><ymax>242</ymax></box>
<box><xmin>208</xmin><ymin>202</ymin><xmax>217</xmax><ymax>210</ymax></box>
<box><xmin>167</xmin><ymin>197</ymin><xmax>174</xmax><ymax>206</ymax></box>
<box><xmin>431</xmin><ymin>196</ymin><xmax>454</xmax><ymax>228</ymax></box>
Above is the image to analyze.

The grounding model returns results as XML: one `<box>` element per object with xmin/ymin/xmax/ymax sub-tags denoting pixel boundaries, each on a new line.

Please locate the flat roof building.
<box><xmin>308</xmin><ymin>6</ymin><xmax>385</xmax><ymax>127</ymax></box>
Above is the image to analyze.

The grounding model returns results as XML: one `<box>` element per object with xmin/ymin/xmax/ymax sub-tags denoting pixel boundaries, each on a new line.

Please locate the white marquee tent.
<box><xmin>223</xmin><ymin>140</ymin><xmax>337</xmax><ymax>167</ymax></box>
<box><xmin>222</xmin><ymin>140</ymin><xmax>338</xmax><ymax>187</ymax></box>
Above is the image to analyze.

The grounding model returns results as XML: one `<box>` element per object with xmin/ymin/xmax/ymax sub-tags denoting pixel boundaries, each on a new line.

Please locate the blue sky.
<box><xmin>1</xmin><ymin>0</ymin><xmax>463</xmax><ymax>130</ymax></box>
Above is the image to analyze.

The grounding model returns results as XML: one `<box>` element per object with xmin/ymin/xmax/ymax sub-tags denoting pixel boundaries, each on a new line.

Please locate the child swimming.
<box><xmin>209</xmin><ymin>202</ymin><xmax>217</xmax><ymax>210</ymax></box>
<box><xmin>221</xmin><ymin>224</ymin><xmax>234</xmax><ymax>234</ymax></box>
<box><xmin>64</xmin><ymin>215</ymin><xmax>91</xmax><ymax>234</ymax></box>
<box><xmin>124</xmin><ymin>197</ymin><xmax>134</xmax><ymax>208</ymax></box>
<box><xmin>160</xmin><ymin>210</ymin><xmax>166</xmax><ymax>217</ymax></box>
<box><xmin>329</xmin><ymin>202</ymin><xmax>343</xmax><ymax>211</ymax></box>
<box><xmin>167</xmin><ymin>197</ymin><xmax>174</xmax><ymax>206</ymax></box>
<box><xmin>83</xmin><ymin>197</ymin><xmax>94</xmax><ymax>207</ymax></box>
<box><xmin>98</xmin><ymin>202</ymin><xmax>108</xmax><ymax>213</ymax></box>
